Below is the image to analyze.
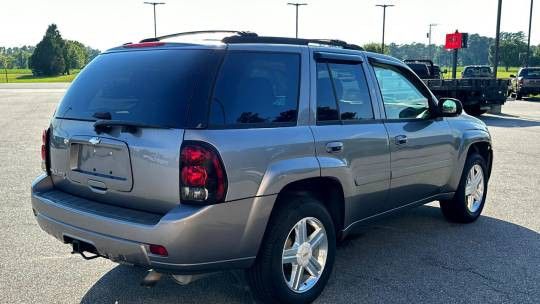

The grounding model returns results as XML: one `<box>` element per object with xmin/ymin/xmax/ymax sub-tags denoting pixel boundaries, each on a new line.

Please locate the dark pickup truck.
<box><xmin>405</xmin><ymin>60</ymin><xmax>509</xmax><ymax>116</ymax></box>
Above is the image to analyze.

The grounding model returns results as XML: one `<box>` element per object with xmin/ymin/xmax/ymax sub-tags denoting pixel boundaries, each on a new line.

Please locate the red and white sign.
<box><xmin>445</xmin><ymin>32</ymin><xmax>463</xmax><ymax>50</ymax></box>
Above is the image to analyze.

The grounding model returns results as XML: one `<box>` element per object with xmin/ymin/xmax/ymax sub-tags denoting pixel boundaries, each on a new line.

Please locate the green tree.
<box><xmin>490</xmin><ymin>32</ymin><xmax>528</xmax><ymax>71</ymax></box>
<box><xmin>362</xmin><ymin>42</ymin><xmax>388</xmax><ymax>54</ymax></box>
<box><xmin>460</xmin><ymin>34</ymin><xmax>493</xmax><ymax>65</ymax></box>
<box><xmin>0</xmin><ymin>53</ymin><xmax>10</xmax><ymax>83</ymax></box>
<box><xmin>84</xmin><ymin>46</ymin><xmax>100</xmax><ymax>64</ymax></box>
<box><xmin>29</xmin><ymin>24</ymin><xmax>66</xmax><ymax>76</ymax></box>
<box><xmin>63</xmin><ymin>40</ymin><xmax>86</xmax><ymax>74</ymax></box>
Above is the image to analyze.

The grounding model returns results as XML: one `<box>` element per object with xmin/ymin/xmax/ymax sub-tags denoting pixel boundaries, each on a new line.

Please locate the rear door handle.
<box><xmin>326</xmin><ymin>141</ymin><xmax>344</xmax><ymax>153</ymax></box>
<box><xmin>395</xmin><ymin>135</ymin><xmax>408</xmax><ymax>145</ymax></box>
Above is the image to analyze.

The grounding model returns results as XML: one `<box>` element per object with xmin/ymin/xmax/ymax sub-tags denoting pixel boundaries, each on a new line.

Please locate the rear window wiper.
<box><xmin>94</xmin><ymin>120</ymin><xmax>171</xmax><ymax>133</ymax></box>
<box><xmin>92</xmin><ymin>111</ymin><xmax>112</xmax><ymax>120</ymax></box>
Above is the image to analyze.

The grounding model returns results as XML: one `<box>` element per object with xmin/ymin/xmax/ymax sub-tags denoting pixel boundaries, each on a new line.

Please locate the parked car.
<box><xmin>510</xmin><ymin>67</ymin><xmax>540</xmax><ymax>99</ymax></box>
<box><xmin>461</xmin><ymin>65</ymin><xmax>493</xmax><ymax>78</ymax></box>
<box><xmin>31</xmin><ymin>31</ymin><xmax>493</xmax><ymax>304</ymax></box>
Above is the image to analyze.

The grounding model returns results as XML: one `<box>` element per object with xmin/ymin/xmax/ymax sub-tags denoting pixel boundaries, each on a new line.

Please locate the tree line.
<box><xmin>364</xmin><ymin>32</ymin><xmax>540</xmax><ymax>71</ymax></box>
<box><xmin>0</xmin><ymin>24</ymin><xmax>100</xmax><ymax>76</ymax></box>
<box><xmin>2</xmin><ymin>26</ymin><xmax>539</xmax><ymax>77</ymax></box>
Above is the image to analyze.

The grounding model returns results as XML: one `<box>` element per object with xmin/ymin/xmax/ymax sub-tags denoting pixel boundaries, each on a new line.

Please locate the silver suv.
<box><xmin>31</xmin><ymin>31</ymin><xmax>493</xmax><ymax>303</ymax></box>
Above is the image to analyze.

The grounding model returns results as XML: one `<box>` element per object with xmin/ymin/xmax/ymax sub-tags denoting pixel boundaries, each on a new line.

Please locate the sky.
<box><xmin>0</xmin><ymin>0</ymin><xmax>538</xmax><ymax>51</ymax></box>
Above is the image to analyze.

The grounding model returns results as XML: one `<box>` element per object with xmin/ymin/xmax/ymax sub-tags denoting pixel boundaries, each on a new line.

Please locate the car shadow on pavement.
<box><xmin>480</xmin><ymin>114</ymin><xmax>540</xmax><ymax>128</ymax></box>
<box><xmin>523</xmin><ymin>97</ymin><xmax>540</xmax><ymax>102</ymax></box>
<box><xmin>80</xmin><ymin>205</ymin><xmax>540</xmax><ymax>304</ymax></box>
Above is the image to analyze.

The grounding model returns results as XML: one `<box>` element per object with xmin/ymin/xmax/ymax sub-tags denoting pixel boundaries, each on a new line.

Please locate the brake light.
<box><xmin>41</xmin><ymin>128</ymin><xmax>50</xmax><ymax>174</ymax></box>
<box><xmin>123</xmin><ymin>42</ymin><xmax>165</xmax><ymax>48</ymax></box>
<box><xmin>180</xmin><ymin>143</ymin><xmax>227</xmax><ymax>204</ymax></box>
<box><xmin>149</xmin><ymin>244</ymin><xmax>168</xmax><ymax>257</ymax></box>
<box><xmin>181</xmin><ymin>166</ymin><xmax>207</xmax><ymax>187</ymax></box>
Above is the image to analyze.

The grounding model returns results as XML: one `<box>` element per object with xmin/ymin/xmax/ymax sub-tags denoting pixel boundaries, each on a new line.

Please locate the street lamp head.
<box><xmin>144</xmin><ymin>2</ymin><xmax>165</xmax><ymax>5</ymax></box>
<box><xmin>287</xmin><ymin>2</ymin><xmax>308</xmax><ymax>6</ymax></box>
<box><xmin>376</xmin><ymin>4</ymin><xmax>395</xmax><ymax>7</ymax></box>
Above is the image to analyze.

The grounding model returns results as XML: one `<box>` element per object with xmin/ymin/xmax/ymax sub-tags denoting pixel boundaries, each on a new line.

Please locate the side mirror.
<box><xmin>438</xmin><ymin>98</ymin><xmax>463</xmax><ymax>117</ymax></box>
<box><xmin>509</xmin><ymin>74</ymin><xmax>516</xmax><ymax>78</ymax></box>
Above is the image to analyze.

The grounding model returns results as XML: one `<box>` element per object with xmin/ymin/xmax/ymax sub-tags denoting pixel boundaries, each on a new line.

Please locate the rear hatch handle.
<box><xmin>94</xmin><ymin>120</ymin><xmax>171</xmax><ymax>134</ymax></box>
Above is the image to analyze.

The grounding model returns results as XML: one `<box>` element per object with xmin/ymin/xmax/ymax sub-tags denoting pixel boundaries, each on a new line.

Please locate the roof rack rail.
<box><xmin>221</xmin><ymin>35</ymin><xmax>364</xmax><ymax>51</ymax></box>
<box><xmin>140</xmin><ymin>30</ymin><xmax>257</xmax><ymax>43</ymax></box>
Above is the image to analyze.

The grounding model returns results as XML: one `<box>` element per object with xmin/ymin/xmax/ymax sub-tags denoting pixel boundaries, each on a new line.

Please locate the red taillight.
<box><xmin>181</xmin><ymin>166</ymin><xmax>208</xmax><ymax>187</ymax></box>
<box><xmin>180</xmin><ymin>142</ymin><xmax>227</xmax><ymax>204</ymax></box>
<box><xmin>41</xmin><ymin>128</ymin><xmax>50</xmax><ymax>174</ymax></box>
<box><xmin>123</xmin><ymin>42</ymin><xmax>165</xmax><ymax>48</ymax></box>
<box><xmin>181</xmin><ymin>146</ymin><xmax>209</xmax><ymax>165</ymax></box>
<box><xmin>149</xmin><ymin>244</ymin><xmax>168</xmax><ymax>257</ymax></box>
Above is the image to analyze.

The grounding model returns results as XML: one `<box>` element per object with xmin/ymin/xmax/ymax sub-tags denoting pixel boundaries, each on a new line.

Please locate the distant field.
<box><xmin>0</xmin><ymin>69</ymin><xmax>80</xmax><ymax>83</ymax></box>
<box><xmin>440</xmin><ymin>66</ymin><xmax>518</xmax><ymax>79</ymax></box>
<box><xmin>0</xmin><ymin>66</ymin><xmax>522</xmax><ymax>83</ymax></box>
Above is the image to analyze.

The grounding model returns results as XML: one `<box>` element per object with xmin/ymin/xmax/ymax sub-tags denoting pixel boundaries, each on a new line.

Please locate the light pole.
<box><xmin>428</xmin><ymin>23</ymin><xmax>438</xmax><ymax>60</ymax></box>
<box><xmin>144</xmin><ymin>2</ymin><xmax>166</xmax><ymax>38</ymax></box>
<box><xmin>376</xmin><ymin>4</ymin><xmax>395</xmax><ymax>54</ymax></box>
<box><xmin>287</xmin><ymin>2</ymin><xmax>308</xmax><ymax>38</ymax></box>
<box><xmin>526</xmin><ymin>0</ymin><xmax>534</xmax><ymax>67</ymax></box>
<box><xmin>493</xmin><ymin>0</ymin><xmax>502</xmax><ymax>78</ymax></box>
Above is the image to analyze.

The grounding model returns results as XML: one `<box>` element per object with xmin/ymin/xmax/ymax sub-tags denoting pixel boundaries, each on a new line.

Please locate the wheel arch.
<box><xmin>268</xmin><ymin>177</ymin><xmax>346</xmax><ymax>238</ymax></box>
<box><xmin>449</xmin><ymin>134</ymin><xmax>493</xmax><ymax>190</ymax></box>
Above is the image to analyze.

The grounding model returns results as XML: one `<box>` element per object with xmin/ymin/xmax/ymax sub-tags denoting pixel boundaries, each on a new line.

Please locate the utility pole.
<box><xmin>144</xmin><ymin>2</ymin><xmax>166</xmax><ymax>38</ymax></box>
<box><xmin>287</xmin><ymin>2</ymin><xmax>308</xmax><ymax>38</ymax></box>
<box><xmin>376</xmin><ymin>4</ymin><xmax>395</xmax><ymax>54</ymax></box>
<box><xmin>428</xmin><ymin>23</ymin><xmax>438</xmax><ymax>60</ymax></box>
<box><xmin>526</xmin><ymin>0</ymin><xmax>534</xmax><ymax>67</ymax></box>
<box><xmin>493</xmin><ymin>0</ymin><xmax>502</xmax><ymax>78</ymax></box>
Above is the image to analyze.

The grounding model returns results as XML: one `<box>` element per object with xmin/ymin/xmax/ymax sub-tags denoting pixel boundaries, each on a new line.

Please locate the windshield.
<box><xmin>519</xmin><ymin>68</ymin><xmax>540</xmax><ymax>78</ymax></box>
<box><xmin>463</xmin><ymin>67</ymin><xmax>491</xmax><ymax>77</ymax></box>
<box><xmin>56</xmin><ymin>49</ymin><xmax>222</xmax><ymax>128</ymax></box>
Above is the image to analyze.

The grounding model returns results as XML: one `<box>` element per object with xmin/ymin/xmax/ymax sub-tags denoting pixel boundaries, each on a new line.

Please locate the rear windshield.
<box><xmin>56</xmin><ymin>49</ymin><xmax>222</xmax><ymax>128</ymax></box>
<box><xmin>519</xmin><ymin>68</ymin><xmax>540</xmax><ymax>78</ymax></box>
<box><xmin>463</xmin><ymin>67</ymin><xmax>491</xmax><ymax>76</ymax></box>
<box><xmin>407</xmin><ymin>64</ymin><xmax>430</xmax><ymax>78</ymax></box>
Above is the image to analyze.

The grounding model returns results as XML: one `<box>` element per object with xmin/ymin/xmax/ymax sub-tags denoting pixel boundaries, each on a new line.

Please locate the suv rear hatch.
<box><xmin>48</xmin><ymin>47</ymin><xmax>223</xmax><ymax>213</ymax></box>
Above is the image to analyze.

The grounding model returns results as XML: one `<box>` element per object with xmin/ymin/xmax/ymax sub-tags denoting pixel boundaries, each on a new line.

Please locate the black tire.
<box><xmin>440</xmin><ymin>153</ymin><xmax>488</xmax><ymax>223</ymax></box>
<box><xmin>516</xmin><ymin>92</ymin><xmax>523</xmax><ymax>100</ymax></box>
<box><xmin>246</xmin><ymin>195</ymin><xmax>336</xmax><ymax>304</ymax></box>
<box><xmin>465</xmin><ymin>106</ymin><xmax>487</xmax><ymax>116</ymax></box>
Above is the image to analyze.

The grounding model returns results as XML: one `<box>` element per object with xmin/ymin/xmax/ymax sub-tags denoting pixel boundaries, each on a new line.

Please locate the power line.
<box><xmin>144</xmin><ymin>2</ymin><xmax>166</xmax><ymax>38</ymax></box>
<box><xmin>287</xmin><ymin>2</ymin><xmax>308</xmax><ymax>38</ymax></box>
<box><xmin>376</xmin><ymin>4</ymin><xmax>395</xmax><ymax>54</ymax></box>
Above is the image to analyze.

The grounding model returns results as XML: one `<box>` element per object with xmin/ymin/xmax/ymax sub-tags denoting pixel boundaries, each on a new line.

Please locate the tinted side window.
<box><xmin>373</xmin><ymin>66</ymin><xmax>430</xmax><ymax>119</ymax></box>
<box><xmin>209</xmin><ymin>52</ymin><xmax>300</xmax><ymax>127</ymax></box>
<box><xmin>328</xmin><ymin>63</ymin><xmax>373</xmax><ymax>120</ymax></box>
<box><xmin>316</xmin><ymin>63</ymin><xmax>339</xmax><ymax>121</ymax></box>
<box><xmin>316</xmin><ymin>62</ymin><xmax>373</xmax><ymax>122</ymax></box>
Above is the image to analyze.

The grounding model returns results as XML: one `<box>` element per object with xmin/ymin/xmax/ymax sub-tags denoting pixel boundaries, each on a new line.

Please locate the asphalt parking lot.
<box><xmin>0</xmin><ymin>83</ymin><xmax>539</xmax><ymax>304</ymax></box>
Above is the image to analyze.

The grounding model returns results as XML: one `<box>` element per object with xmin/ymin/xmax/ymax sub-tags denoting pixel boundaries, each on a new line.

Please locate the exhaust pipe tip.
<box><xmin>140</xmin><ymin>269</ymin><xmax>162</xmax><ymax>288</ymax></box>
<box><xmin>171</xmin><ymin>273</ymin><xmax>212</xmax><ymax>285</ymax></box>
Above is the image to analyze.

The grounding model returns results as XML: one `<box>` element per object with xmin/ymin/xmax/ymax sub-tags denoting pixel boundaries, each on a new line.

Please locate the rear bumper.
<box><xmin>518</xmin><ymin>87</ymin><xmax>540</xmax><ymax>95</ymax></box>
<box><xmin>31</xmin><ymin>174</ymin><xmax>275</xmax><ymax>274</ymax></box>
